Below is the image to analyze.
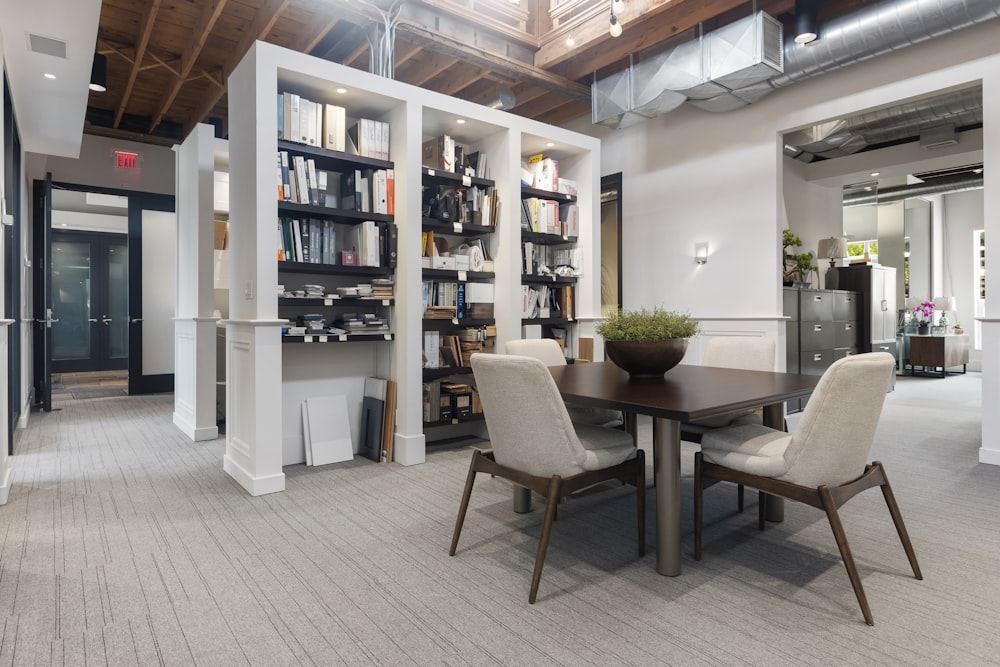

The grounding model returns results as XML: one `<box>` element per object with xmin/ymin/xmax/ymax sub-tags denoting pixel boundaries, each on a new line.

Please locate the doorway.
<box><xmin>601</xmin><ymin>173</ymin><xmax>623</xmax><ymax>315</ymax></box>
<box><xmin>51</xmin><ymin>230</ymin><xmax>128</xmax><ymax>373</ymax></box>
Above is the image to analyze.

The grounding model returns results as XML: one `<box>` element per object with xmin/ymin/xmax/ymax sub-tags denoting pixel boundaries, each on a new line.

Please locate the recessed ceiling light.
<box><xmin>456</xmin><ymin>118</ymin><xmax>466</xmax><ymax>124</ymax></box>
<box><xmin>43</xmin><ymin>72</ymin><xmax>56</xmax><ymax>80</ymax></box>
<box><xmin>864</xmin><ymin>186</ymin><xmax>873</xmax><ymax>191</ymax></box>
<box><xmin>60</xmin><ymin>223</ymin><xmax>67</xmax><ymax>227</ymax></box>
<box><xmin>870</xmin><ymin>172</ymin><xmax>880</xmax><ymax>177</ymax></box>
<box><xmin>566</xmin><ymin>37</ymin><xmax>575</xmax><ymax>46</ymax></box>
<box><xmin>335</xmin><ymin>87</ymin><xmax>348</xmax><ymax>94</ymax></box>
<box><xmin>546</xmin><ymin>142</ymin><xmax>555</xmax><ymax>148</ymax></box>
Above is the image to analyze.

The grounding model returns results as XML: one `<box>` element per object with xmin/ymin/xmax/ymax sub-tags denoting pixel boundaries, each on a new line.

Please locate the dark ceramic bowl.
<box><xmin>604</xmin><ymin>338</ymin><xmax>689</xmax><ymax>379</ymax></box>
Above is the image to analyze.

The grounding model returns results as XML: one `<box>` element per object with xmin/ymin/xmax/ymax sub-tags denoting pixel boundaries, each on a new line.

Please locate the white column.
<box><xmin>980</xmin><ymin>67</ymin><xmax>1000</xmax><ymax>466</ymax></box>
<box><xmin>173</xmin><ymin>124</ymin><xmax>219</xmax><ymax>441</ymax></box>
<box><xmin>0</xmin><ymin>319</ymin><xmax>12</xmax><ymax>505</ymax></box>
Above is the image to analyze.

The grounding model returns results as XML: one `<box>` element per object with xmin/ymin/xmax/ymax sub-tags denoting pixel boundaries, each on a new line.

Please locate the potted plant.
<box><xmin>782</xmin><ymin>230</ymin><xmax>817</xmax><ymax>287</ymax></box>
<box><xmin>912</xmin><ymin>300</ymin><xmax>934</xmax><ymax>335</ymax></box>
<box><xmin>596</xmin><ymin>307</ymin><xmax>700</xmax><ymax>378</ymax></box>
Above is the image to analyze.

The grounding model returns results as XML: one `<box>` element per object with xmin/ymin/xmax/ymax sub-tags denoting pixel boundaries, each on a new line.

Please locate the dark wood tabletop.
<box><xmin>548</xmin><ymin>362</ymin><xmax>820</xmax><ymax>422</ymax></box>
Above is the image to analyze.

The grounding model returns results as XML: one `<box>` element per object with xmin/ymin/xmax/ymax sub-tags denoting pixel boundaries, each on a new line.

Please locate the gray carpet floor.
<box><xmin>2</xmin><ymin>373</ymin><xmax>998</xmax><ymax>665</ymax></box>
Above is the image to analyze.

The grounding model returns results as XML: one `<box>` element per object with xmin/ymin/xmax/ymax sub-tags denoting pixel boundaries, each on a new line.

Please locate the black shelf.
<box><xmin>278</xmin><ymin>261</ymin><xmax>393</xmax><ymax>277</ymax></box>
<box><xmin>423</xmin><ymin>413</ymin><xmax>485</xmax><ymax>428</ymax></box>
<box><xmin>278</xmin><ymin>297</ymin><xmax>393</xmax><ymax>306</ymax></box>
<box><xmin>278</xmin><ymin>201</ymin><xmax>393</xmax><ymax>224</ymax></box>
<box><xmin>520</xmin><ymin>186</ymin><xmax>576</xmax><ymax>203</ymax></box>
<box><xmin>522</xmin><ymin>317</ymin><xmax>574</xmax><ymax>326</ymax></box>
<box><xmin>278</xmin><ymin>139</ymin><xmax>393</xmax><ymax>171</ymax></box>
<box><xmin>422</xmin><ymin>218</ymin><xmax>496</xmax><ymax>236</ymax></box>
<box><xmin>522</xmin><ymin>230</ymin><xmax>577</xmax><ymax>245</ymax></box>
<box><xmin>422</xmin><ymin>268</ymin><xmax>494</xmax><ymax>281</ymax></box>
<box><xmin>423</xmin><ymin>318</ymin><xmax>495</xmax><ymax>330</ymax></box>
<box><xmin>423</xmin><ymin>366</ymin><xmax>473</xmax><ymax>381</ymax></box>
<box><xmin>422</xmin><ymin>167</ymin><xmax>494</xmax><ymax>188</ymax></box>
<box><xmin>521</xmin><ymin>274</ymin><xmax>577</xmax><ymax>285</ymax></box>
<box><xmin>282</xmin><ymin>332</ymin><xmax>393</xmax><ymax>343</ymax></box>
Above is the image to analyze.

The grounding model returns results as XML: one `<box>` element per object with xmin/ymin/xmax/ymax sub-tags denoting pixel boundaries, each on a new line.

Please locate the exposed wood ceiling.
<box><xmin>86</xmin><ymin>0</ymin><xmax>876</xmax><ymax>146</ymax></box>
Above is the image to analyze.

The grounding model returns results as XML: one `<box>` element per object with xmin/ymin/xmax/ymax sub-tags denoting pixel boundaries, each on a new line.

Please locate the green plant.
<box><xmin>793</xmin><ymin>251</ymin><xmax>818</xmax><ymax>281</ymax></box>
<box><xmin>597</xmin><ymin>307</ymin><xmax>699</xmax><ymax>341</ymax></box>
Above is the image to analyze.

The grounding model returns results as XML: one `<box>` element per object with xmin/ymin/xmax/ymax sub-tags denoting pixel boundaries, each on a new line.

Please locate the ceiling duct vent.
<box><xmin>630</xmin><ymin>50</ymin><xmax>687</xmax><ymax>118</ymax></box>
<box><xmin>920</xmin><ymin>124</ymin><xmax>958</xmax><ymax>149</ymax></box>
<box><xmin>27</xmin><ymin>33</ymin><xmax>67</xmax><ymax>59</ymax></box>
<box><xmin>707</xmin><ymin>11</ymin><xmax>783</xmax><ymax>91</ymax></box>
<box><xmin>591</xmin><ymin>68</ymin><xmax>631</xmax><ymax>129</ymax></box>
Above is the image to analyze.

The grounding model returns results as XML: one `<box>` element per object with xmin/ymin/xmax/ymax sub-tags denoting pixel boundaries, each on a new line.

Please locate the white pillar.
<box><xmin>173</xmin><ymin>124</ymin><xmax>220</xmax><ymax>441</ymax></box>
<box><xmin>980</xmin><ymin>68</ymin><xmax>1000</xmax><ymax>465</ymax></box>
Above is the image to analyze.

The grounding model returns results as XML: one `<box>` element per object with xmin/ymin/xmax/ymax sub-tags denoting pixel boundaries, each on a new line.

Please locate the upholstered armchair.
<box><xmin>693</xmin><ymin>352</ymin><xmax>922</xmax><ymax>625</ymax></box>
<box><xmin>450</xmin><ymin>353</ymin><xmax>645</xmax><ymax>603</ymax></box>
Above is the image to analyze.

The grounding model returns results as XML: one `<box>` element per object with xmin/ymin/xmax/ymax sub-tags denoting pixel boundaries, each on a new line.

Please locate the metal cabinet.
<box><xmin>829</xmin><ymin>265</ymin><xmax>897</xmax><ymax>358</ymax></box>
<box><xmin>785</xmin><ymin>287</ymin><xmax>860</xmax><ymax>413</ymax></box>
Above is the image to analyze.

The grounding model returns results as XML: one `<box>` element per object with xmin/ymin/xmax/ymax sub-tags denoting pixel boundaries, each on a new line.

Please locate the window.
<box><xmin>847</xmin><ymin>240</ymin><xmax>878</xmax><ymax>262</ymax></box>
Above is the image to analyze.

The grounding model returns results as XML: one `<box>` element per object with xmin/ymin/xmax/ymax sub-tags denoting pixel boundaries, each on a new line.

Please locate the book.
<box><xmin>360</xmin><ymin>378</ymin><xmax>386</xmax><ymax>462</ymax></box>
<box><xmin>381</xmin><ymin>380</ymin><xmax>397</xmax><ymax>463</ymax></box>
<box><xmin>385</xmin><ymin>168</ymin><xmax>395</xmax><ymax>215</ymax></box>
<box><xmin>323</xmin><ymin>103</ymin><xmax>346</xmax><ymax>151</ymax></box>
<box><xmin>277</xmin><ymin>93</ymin><xmax>284</xmax><ymax>139</ymax></box>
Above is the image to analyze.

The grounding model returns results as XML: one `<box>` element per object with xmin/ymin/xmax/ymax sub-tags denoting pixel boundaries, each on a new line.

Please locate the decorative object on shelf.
<box><xmin>597</xmin><ymin>307</ymin><xmax>699</xmax><ymax>378</ymax></box>
<box><xmin>953</xmin><ymin>324</ymin><xmax>964</xmax><ymax>334</ymax></box>
<box><xmin>782</xmin><ymin>229</ymin><xmax>816</xmax><ymax>287</ymax></box>
<box><xmin>695</xmin><ymin>241</ymin><xmax>709</xmax><ymax>265</ymax></box>
<box><xmin>912</xmin><ymin>300</ymin><xmax>935</xmax><ymax>334</ymax></box>
<box><xmin>933</xmin><ymin>295</ymin><xmax>956</xmax><ymax>333</ymax></box>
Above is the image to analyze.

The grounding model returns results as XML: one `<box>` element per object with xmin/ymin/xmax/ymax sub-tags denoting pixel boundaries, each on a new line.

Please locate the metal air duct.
<box><xmin>843</xmin><ymin>173</ymin><xmax>984</xmax><ymax>207</ymax></box>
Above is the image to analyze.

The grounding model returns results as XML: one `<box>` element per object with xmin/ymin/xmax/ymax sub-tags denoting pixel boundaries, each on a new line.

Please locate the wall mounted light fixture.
<box><xmin>695</xmin><ymin>242</ymin><xmax>709</xmax><ymax>265</ymax></box>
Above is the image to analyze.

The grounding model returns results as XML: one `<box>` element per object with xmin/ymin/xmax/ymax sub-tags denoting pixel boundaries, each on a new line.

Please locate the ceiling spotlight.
<box><xmin>794</xmin><ymin>0</ymin><xmax>819</xmax><ymax>44</ymax></box>
<box><xmin>456</xmin><ymin>118</ymin><xmax>466</xmax><ymax>124</ymax></box>
<box><xmin>335</xmin><ymin>87</ymin><xmax>348</xmax><ymax>94</ymax></box>
<box><xmin>609</xmin><ymin>11</ymin><xmax>622</xmax><ymax>37</ymax></box>
<box><xmin>43</xmin><ymin>72</ymin><xmax>57</xmax><ymax>80</ymax></box>
<box><xmin>870</xmin><ymin>172</ymin><xmax>880</xmax><ymax>177</ymax></box>
<box><xmin>89</xmin><ymin>52</ymin><xmax>107</xmax><ymax>92</ymax></box>
<box><xmin>546</xmin><ymin>142</ymin><xmax>555</xmax><ymax>148</ymax></box>
<box><xmin>566</xmin><ymin>36</ymin><xmax>575</xmax><ymax>46</ymax></box>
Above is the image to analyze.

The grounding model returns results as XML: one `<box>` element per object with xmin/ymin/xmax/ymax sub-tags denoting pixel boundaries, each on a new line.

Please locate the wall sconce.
<box><xmin>695</xmin><ymin>242</ymin><xmax>709</xmax><ymax>265</ymax></box>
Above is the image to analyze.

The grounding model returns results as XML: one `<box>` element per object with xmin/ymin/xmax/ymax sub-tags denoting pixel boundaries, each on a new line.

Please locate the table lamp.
<box><xmin>933</xmin><ymin>295</ymin><xmax>956</xmax><ymax>330</ymax></box>
<box><xmin>817</xmin><ymin>236</ymin><xmax>849</xmax><ymax>289</ymax></box>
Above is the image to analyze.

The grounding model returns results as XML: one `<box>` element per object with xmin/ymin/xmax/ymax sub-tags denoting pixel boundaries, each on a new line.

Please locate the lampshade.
<box><xmin>817</xmin><ymin>236</ymin><xmax>848</xmax><ymax>260</ymax></box>
<box><xmin>89</xmin><ymin>53</ymin><xmax>107</xmax><ymax>92</ymax></box>
<box><xmin>933</xmin><ymin>296</ymin><xmax>956</xmax><ymax>311</ymax></box>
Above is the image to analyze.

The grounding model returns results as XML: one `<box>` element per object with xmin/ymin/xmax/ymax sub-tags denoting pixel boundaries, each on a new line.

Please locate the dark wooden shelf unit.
<box><xmin>278</xmin><ymin>261</ymin><xmax>393</xmax><ymax>277</ymax></box>
<box><xmin>521</xmin><ymin>231</ymin><xmax>577</xmax><ymax>245</ymax></box>
<box><xmin>277</xmin><ymin>201</ymin><xmax>393</xmax><ymax>224</ymax></box>
<box><xmin>422</xmin><ymin>218</ymin><xmax>496</xmax><ymax>236</ymax></box>
<box><xmin>422</xmin><ymin>318</ymin><xmax>495</xmax><ymax>330</ymax></box>
<box><xmin>421</xmin><ymin>166</ymin><xmax>494</xmax><ymax>188</ymax></box>
<box><xmin>520</xmin><ymin>186</ymin><xmax>576</xmax><ymax>203</ymax></box>
<box><xmin>278</xmin><ymin>139</ymin><xmax>393</xmax><ymax>171</ymax></box>
<box><xmin>421</xmin><ymin>268</ymin><xmax>494</xmax><ymax>281</ymax></box>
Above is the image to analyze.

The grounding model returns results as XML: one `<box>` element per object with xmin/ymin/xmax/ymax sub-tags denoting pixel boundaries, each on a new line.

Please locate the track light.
<box><xmin>89</xmin><ymin>52</ymin><xmax>107</xmax><ymax>92</ymax></box>
<box><xmin>794</xmin><ymin>0</ymin><xmax>819</xmax><ymax>44</ymax></box>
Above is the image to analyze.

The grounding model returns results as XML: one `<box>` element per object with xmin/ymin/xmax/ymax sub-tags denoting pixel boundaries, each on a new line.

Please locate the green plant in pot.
<box><xmin>597</xmin><ymin>307</ymin><xmax>700</xmax><ymax>379</ymax></box>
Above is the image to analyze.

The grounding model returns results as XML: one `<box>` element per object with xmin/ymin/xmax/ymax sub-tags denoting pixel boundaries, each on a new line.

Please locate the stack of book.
<box><xmin>425</xmin><ymin>305</ymin><xmax>457</xmax><ymax>319</ymax></box>
<box><xmin>371</xmin><ymin>279</ymin><xmax>394</xmax><ymax>300</ymax></box>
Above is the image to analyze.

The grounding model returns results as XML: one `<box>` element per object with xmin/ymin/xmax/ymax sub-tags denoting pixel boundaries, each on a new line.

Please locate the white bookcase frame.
<box><xmin>225</xmin><ymin>41</ymin><xmax>599</xmax><ymax>495</ymax></box>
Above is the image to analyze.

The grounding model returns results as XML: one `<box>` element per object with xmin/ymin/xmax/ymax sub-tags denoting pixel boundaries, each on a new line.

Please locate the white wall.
<box><xmin>25</xmin><ymin>134</ymin><xmax>175</xmax><ymax>195</ymax></box>
<box><xmin>942</xmin><ymin>189</ymin><xmax>984</xmax><ymax>359</ymax></box>
<box><xmin>583</xmin><ymin>19</ymin><xmax>1000</xmax><ymax>462</ymax></box>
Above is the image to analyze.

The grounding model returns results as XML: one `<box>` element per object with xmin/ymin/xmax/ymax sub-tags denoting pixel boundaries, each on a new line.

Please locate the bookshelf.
<box><xmin>519</xmin><ymin>154</ymin><xmax>582</xmax><ymax>356</ymax></box>
<box><xmin>224</xmin><ymin>42</ymin><xmax>599</xmax><ymax>495</ymax></box>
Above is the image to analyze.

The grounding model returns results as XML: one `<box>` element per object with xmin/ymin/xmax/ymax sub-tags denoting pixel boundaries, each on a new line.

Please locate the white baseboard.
<box><xmin>172</xmin><ymin>412</ymin><xmax>219</xmax><ymax>442</ymax></box>
<box><xmin>978</xmin><ymin>446</ymin><xmax>1000</xmax><ymax>466</ymax></box>
<box><xmin>393</xmin><ymin>432</ymin><xmax>426</xmax><ymax>466</ymax></box>
<box><xmin>223</xmin><ymin>454</ymin><xmax>285</xmax><ymax>495</ymax></box>
<box><xmin>0</xmin><ymin>459</ymin><xmax>12</xmax><ymax>505</ymax></box>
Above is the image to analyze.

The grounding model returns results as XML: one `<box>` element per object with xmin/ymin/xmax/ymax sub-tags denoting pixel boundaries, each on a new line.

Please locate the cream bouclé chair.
<box><xmin>693</xmin><ymin>352</ymin><xmax>922</xmax><ymax>626</ymax></box>
<box><xmin>450</xmin><ymin>353</ymin><xmax>645</xmax><ymax>603</ymax></box>
<box><xmin>505</xmin><ymin>338</ymin><xmax>624</xmax><ymax>428</ymax></box>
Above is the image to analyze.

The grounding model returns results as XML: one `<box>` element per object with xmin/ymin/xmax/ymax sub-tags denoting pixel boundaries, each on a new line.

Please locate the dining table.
<box><xmin>538</xmin><ymin>361</ymin><xmax>821</xmax><ymax>576</ymax></box>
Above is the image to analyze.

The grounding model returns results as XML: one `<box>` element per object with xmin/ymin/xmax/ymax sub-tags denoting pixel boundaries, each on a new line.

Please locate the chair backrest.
<box><xmin>505</xmin><ymin>338</ymin><xmax>567</xmax><ymax>366</ymax></box>
<box><xmin>782</xmin><ymin>352</ymin><xmax>895</xmax><ymax>487</ymax></box>
<box><xmin>471</xmin><ymin>353</ymin><xmax>585</xmax><ymax>477</ymax></box>
<box><xmin>702</xmin><ymin>336</ymin><xmax>776</xmax><ymax>372</ymax></box>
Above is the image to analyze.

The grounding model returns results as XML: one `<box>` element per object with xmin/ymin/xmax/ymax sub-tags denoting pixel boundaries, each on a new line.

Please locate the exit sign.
<box><xmin>114</xmin><ymin>150</ymin><xmax>139</xmax><ymax>169</ymax></box>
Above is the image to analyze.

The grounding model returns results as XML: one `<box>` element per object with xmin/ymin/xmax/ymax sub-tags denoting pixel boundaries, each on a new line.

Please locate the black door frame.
<box><xmin>4</xmin><ymin>74</ymin><xmax>22</xmax><ymax>451</ymax></box>
<box><xmin>50</xmin><ymin>229</ymin><xmax>129</xmax><ymax>373</ymax></box>
<box><xmin>31</xmin><ymin>175</ymin><xmax>54</xmax><ymax>412</ymax></box>
<box><xmin>601</xmin><ymin>172</ymin><xmax>624</xmax><ymax>311</ymax></box>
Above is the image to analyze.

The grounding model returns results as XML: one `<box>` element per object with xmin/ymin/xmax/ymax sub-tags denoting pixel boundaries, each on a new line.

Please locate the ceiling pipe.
<box><xmin>843</xmin><ymin>173</ymin><xmax>984</xmax><ymax>207</ymax></box>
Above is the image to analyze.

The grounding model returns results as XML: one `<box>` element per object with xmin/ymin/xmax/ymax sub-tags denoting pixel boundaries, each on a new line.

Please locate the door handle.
<box><xmin>130</xmin><ymin>318</ymin><xmax>143</xmax><ymax>324</ymax></box>
<box><xmin>39</xmin><ymin>308</ymin><xmax>59</xmax><ymax>327</ymax></box>
<box><xmin>88</xmin><ymin>318</ymin><xmax>98</xmax><ymax>323</ymax></box>
<box><xmin>101</xmin><ymin>317</ymin><xmax>113</xmax><ymax>325</ymax></box>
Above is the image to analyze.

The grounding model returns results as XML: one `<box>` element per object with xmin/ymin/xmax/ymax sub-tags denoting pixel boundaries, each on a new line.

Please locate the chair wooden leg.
<box><xmin>757</xmin><ymin>491</ymin><xmax>766</xmax><ymax>530</ymax></box>
<box><xmin>737</xmin><ymin>484</ymin><xmax>744</xmax><ymax>512</ymax></box>
<box><xmin>819</xmin><ymin>486</ymin><xmax>874</xmax><ymax>626</ymax></box>
<box><xmin>636</xmin><ymin>449</ymin><xmax>646</xmax><ymax>557</ymax></box>
<box><xmin>529</xmin><ymin>476</ymin><xmax>562</xmax><ymax>604</ymax></box>
<box><xmin>876</xmin><ymin>465</ymin><xmax>923</xmax><ymax>580</ymax></box>
<box><xmin>693</xmin><ymin>451</ymin><xmax>703</xmax><ymax>560</ymax></box>
<box><xmin>449</xmin><ymin>452</ymin><xmax>480</xmax><ymax>556</ymax></box>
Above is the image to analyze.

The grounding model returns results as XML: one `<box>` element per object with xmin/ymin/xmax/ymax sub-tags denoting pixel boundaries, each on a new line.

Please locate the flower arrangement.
<box><xmin>912</xmin><ymin>300</ymin><xmax>935</xmax><ymax>324</ymax></box>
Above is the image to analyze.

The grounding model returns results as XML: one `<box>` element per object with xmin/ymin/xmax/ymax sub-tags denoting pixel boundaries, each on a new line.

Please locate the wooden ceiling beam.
<box><xmin>398</xmin><ymin>50</ymin><xmax>460</xmax><ymax>88</ymax></box>
<box><xmin>302</xmin><ymin>16</ymin><xmax>341</xmax><ymax>54</ymax></box>
<box><xmin>433</xmin><ymin>66</ymin><xmax>488</xmax><ymax>97</ymax></box>
<box><xmin>184</xmin><ymin>0</ymin><xmax>292</xmax><ymax>138</ymax></box>
<box><xmin>150</xmin><ymin>0</ymin><xmax>229</xmax><ymax>133</ymax></box>
<box><xmin>511</xmin><ymin>91</ymin><xmax>574</xmax><ymax>118</ymax></box>
<box><xmin>113</xmin><ymin>0</ymin><xmax>164</xmax><ymax>128</ymax></box>
<box><xmin>346</xmin><ymin>40</ymin><xmax>371</xmax><ymax>69</ymax></box>
<box><xmin>533</xmin><ymin>100</ymin><xmax>590</xmax><ymax>126</ymax></box>
<box><xmin>146</xmin><ymin>52</ymin><xmax>179</xmax><ymax>76</ymax></box>
<box><xmin>98</xmin><ymin>39</ymin><xmax>134</xmax><ymax>66</ymax></box>
<box><xmin>394</xmin><ymin>43</ymin><xmax>422</xmax><ymax>68</ymax></box>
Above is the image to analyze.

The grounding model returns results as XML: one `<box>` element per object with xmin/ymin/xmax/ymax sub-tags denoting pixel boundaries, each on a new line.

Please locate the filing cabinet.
<box><xmin>784</xmin><ymin>288</ymin><xmax>860</xmax><ymax>413</ymax></box>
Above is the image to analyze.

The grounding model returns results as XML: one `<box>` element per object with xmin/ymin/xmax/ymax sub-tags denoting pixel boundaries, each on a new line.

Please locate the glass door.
<box><xmin>50</xmin><ymin>231</ymin><xmax>128</xmax><ymax>373</ymax></box>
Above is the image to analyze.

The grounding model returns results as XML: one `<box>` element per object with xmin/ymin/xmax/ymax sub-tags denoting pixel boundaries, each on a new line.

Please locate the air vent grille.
<box><xmin>28</xmin><ymin>33</ymin><xmax>67</xmax><ymax>59</ymax></box>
